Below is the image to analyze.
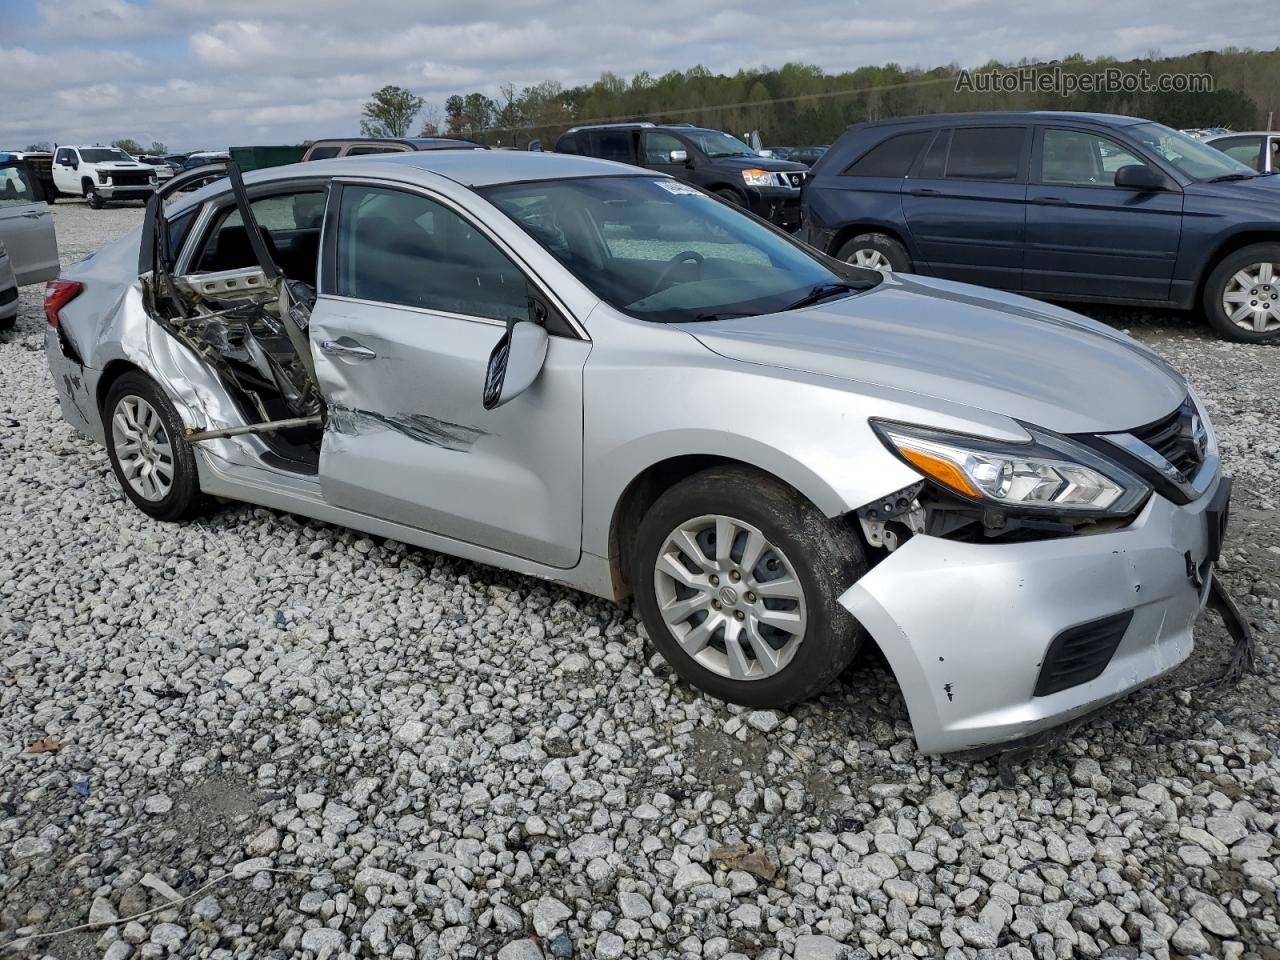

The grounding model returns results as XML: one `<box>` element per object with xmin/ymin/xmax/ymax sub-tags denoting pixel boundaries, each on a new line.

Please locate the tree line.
<box><xmin>361</xmin><ymin>47</ymin><xmax>1278</xmax><ymax>149</ymax></box>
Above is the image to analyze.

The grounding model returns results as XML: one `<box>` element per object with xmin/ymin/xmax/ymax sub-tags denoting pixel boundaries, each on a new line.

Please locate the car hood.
<box><xmin>711</xmin><ymin>155</ymin><xmax>809</xmax><ymax>173</ymax></box>
<box><xmin>687</xmin><ymin>275</ymin><xmax>1186</xmax><ymax>435</ymax></box>
<box><xmin>97</xmin><ymin>162</ymin><xmax>152</xmax><ymax>171</ymax></box>
<box><xmin>1185</xmin><ymin>174</ymin><xmax>1280</xmax><ymax>203</ymax></box>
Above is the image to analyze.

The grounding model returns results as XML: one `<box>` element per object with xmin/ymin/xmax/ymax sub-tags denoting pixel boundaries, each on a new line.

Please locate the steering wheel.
<box><xmin>649</xmin><ymin>250</ymin><xmax>704</xmax><ymax>296</ymax></box>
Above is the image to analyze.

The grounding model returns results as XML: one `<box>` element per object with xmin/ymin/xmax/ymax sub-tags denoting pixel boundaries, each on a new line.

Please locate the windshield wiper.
<box><xmin>693</xmin><ymin>310</ymin><xmax>755</xmax><ymax>322</ymax></box>
<box><xmin>1206</xmin><ymin>172</ymin><xmax>1257</xmax><ymax>182</ymax></box>
<box><xmin>783</xmin><ymin>281</ymin><xmax>860</xmax><ymax>311</ymax></box>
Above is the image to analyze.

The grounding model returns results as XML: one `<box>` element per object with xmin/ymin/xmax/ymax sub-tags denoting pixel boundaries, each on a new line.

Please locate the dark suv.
<box><xmin>554</xmin><ymin>123</ymin><xmax>809</xmax><ymax>229</ymax></box>
<box><xmin>801</xmin><ymin>111</ymin><xmax>1280</xmax><ymax>342</ymax></box>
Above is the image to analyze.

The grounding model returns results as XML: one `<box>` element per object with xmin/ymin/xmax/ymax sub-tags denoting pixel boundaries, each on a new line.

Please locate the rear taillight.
<box><xmin>44</xmin><ymin>279</ymin><xmax>83</xmax><ymax>328</ymax></box>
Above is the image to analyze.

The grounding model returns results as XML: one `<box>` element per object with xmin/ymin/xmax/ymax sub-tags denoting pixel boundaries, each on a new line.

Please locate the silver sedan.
<box><xmin>45</xmin><ymin>151</ymin><xmax>1231</xmax><ymax>753</ymax></box>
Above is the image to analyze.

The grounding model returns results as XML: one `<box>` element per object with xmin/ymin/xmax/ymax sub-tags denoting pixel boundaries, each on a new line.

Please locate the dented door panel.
<box><xmin>310</xmin><ymin>297</ymin><xmax>589</xmax><ymax>568</ymax></box>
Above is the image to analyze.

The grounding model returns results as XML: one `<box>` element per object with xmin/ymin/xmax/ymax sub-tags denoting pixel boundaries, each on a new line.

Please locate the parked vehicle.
<box><xmin>50</xmin><ymin>145</ymin><xmax>158</xmax><ymax>208</ymax></box>
<box><xmin>44</xmin><ymin>153</ymin><xmax>1232</xmax><ymax>753</ymax></box>
<box><xmin>137</xmin><ymin>156</ymin><xmax>175</xmax><ymax>181</ymax></box>
<box><xmin>230</xmin><ymin>144</ymin><xmax>307</xmax><ymax>172</ymax></box>
<box><xmin>3</xmin><ymin>150</ymin><xmax>55</xmax><ymax>202</ymax></box>
<box><xmin>300</xmin><ymin>137</ymin><xmax>486</xmax><ymax>161</ymax></box>
<box><xmin>180</xmin><ymin>152</ymin><xmax>231</xmax><ymax>172</ymax></box>
<box><xmin>770</xmin><ymin>146</ymin><xmax>829</xmax><ymax>167</ymax></box>
<box><xmin>1205</xmin><ymin>131</ymin><xmax>1280</xmax><ymax>174</ymax></box>
<box><xmin>0</xmin><ymin>154</ymin><xmax>59</xmax><ymax>329</ymax></box>
<box><xmin>554</xmin><ymin>122</ymin><xmax>809</xmax><ymax>230</ymax></box>
<box><xmin>1182</xmin><ymin>127</ymin><xmax>1233</xmax><ymax>140</ymax></box>
<box><xmin>801</xmin><ymin>111</ymin><xmax>1280</xmax><ymax>342</ymax></box>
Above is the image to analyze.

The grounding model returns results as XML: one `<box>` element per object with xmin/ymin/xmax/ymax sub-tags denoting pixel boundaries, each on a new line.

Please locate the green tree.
<box><xmin>112</xmin><ymin>138</ymin><xmax>144</xmax><ymax>155</ymax></box>
<box><xmin>360</xmin><ymin>85</ymin><xmax>424</xmax><ymax>138</ymax></box>
<box><xmin>148</xmin><ymin>140</ymin><xmax>168</xmax><ymax>155</ymax></box>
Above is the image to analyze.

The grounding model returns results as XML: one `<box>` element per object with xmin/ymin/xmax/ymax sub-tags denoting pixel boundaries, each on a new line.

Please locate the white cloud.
<box><xmin>3</xmin><ymin>0</ymin><xmax>1268</xmax><ymax>151</ymax></box>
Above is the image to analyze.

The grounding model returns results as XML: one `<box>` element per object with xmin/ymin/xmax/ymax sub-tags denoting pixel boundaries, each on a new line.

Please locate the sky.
<box><xmin>0</xmin><ymin>0</ymin><xmax>1264</xmax><ymax>152</ymax></box>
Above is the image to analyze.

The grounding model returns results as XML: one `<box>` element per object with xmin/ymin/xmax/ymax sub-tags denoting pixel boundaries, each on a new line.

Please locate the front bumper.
<box><xmin>745</xmin><ymin>187</ymin><xmax>801</xmax><ymax>230</ymax></box>
<box><xmin>98</xmin><ymin>183</ymin><xmax>156</xmax><ymax>201</ymax></box>
<box><xmin>840</xmin><ymin>477</ymin><xmax>1223</xmax><ymax>754</ymax></box>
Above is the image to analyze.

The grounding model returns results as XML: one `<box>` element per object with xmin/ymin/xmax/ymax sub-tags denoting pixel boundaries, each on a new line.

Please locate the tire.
<box><xmin>632</xmin><ymin>465</ymin><xmax>868</xmax><ymax>708</ymax></box>
<box><xmin>714</xmin><ymin>188</ymin><xmax>745</xmax><ymax>206</ymax></box>
<box><xmin>1203</xmin><ymin>242</ymin><xmax>1280</xmax><ymax>343</ymax></box>
<box><xmin>85</xmin><ymin>186</ymin><xmax>104</xmax><ymax>210</ymax></box>
<box><xmin>0</xmin><ymin>314</ymin><xmax>14</xmax><ymax>332</ymax></box>
<box><xmin>836</xmin><ymin>232</ymin><xmax>911</xmax><ymax>274</ymax></box>
<box><xmin>103</xmin><ymin>373</ymin><xmax>206</xmax><ymax>522</ymax></box>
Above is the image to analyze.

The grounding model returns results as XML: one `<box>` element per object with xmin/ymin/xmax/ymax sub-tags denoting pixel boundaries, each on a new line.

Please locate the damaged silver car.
<box><xmin>45</xmin><ymin>153</ymin><xmax>1240</xmax><ymax>753</ymax></box>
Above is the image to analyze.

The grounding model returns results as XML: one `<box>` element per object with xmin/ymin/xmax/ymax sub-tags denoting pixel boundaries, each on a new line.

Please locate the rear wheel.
<box><xmin>1203</xmin><ymin>243</ymin><xmax>1280</xmax><ymax>342</ymax></box>
<box><xmin>104</xmin><ymin>373</ymin><xmax>205</xmax><ymax>521</ymax></box>
<box><xmin>632</xmin><ymin>465</ymin><xmax>868</xmax><ymax>708</ymax></box>
<box><xmin>837</xmin><ymin>232</ymin><xmax>911</xmax><ymax>274</ymax></box>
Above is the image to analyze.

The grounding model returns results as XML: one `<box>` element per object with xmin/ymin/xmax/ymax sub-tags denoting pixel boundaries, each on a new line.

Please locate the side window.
<box><xmin>589</xmin><ymin>130</ymin><xmax>636</xmax><ymax>164</ymax></box>
<box><xmin>1040</xmin><ymin>129</ymin><xmax>1143</xmax><ymax>186</ymax></box>
<box><xmin>196</xmin><ymin>190</ymin><xmax>327</xmax><ymax>285</ymax></box>
<box><xmin>556</xmin><ymin>133</ymin><xmax>580</xmax><ymax>155</ymax></box>
<box><xmin>0</xmin><ymin>166</ymin><xmax>37</xmax><ymax>206</ymax></box>
<box><xmin>335</xmin><ymin>184</ymin><xmax>531</xmax><ymax>322</ymax></box>
<box><xmin>912</xmin><ymin>130</ymin><xmax>950</xmax><ymax>179</ymax></box>
<box><xmin>945</xmin><ymin>127</ymin><xmax>1027</xmax><ymax>182</ymax></box>
<box><xmin>842</xmin><ymin>131</ymin><xmax>932</xmax><ymax>177</ymax></box>
<box><xmin>307</xmin><ymin>145</ymin><xmax>342</xmax><ymax>160</ymax></box>
<box><xmin>642</xmin><ymin>132</ymin><xmax>685</xmax><ymax>164</ymax></box>
<box><xmin>346</xmin><ymin>145</ymin><xmax>405</xmax><ymax>156</ymax></box>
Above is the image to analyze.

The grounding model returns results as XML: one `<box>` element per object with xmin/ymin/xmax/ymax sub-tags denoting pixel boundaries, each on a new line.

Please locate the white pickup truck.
<box><xmin>51</xmin><ymin>146</ymin><xmax>158</xmax><ymax>208</ymax></box>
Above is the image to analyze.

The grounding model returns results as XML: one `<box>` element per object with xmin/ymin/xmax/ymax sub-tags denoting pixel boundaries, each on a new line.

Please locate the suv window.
<box><xmin>588</xmin><ymin>130</ymin><xmax>636</xmax><ymax>164</ymax></box>
<box><xmin>346</xmin><ymin>145</ymin><xmax>406</xmax><ymax>156</ymax></box>
<box><xmin>0</xmin><ymin>165</ymin><xmax>37</xmax><ymax>206</ymax></box>
<box><xmin>642</xmin><ymin>132</ymin><xmax>685</xmax><ymax>164</ymax></box>
<box><xmin>196</xmin><ymin>190</ymin><xmax>327</xmax><ymax>285</ymax></box>
<box><xmin>334</xmin><ymin>184</ymin><xmax>531</xmax><ymax>321</ymax></box>
<box><xmin>1040</xmin><ymin>129</ymin><xmax>1144</xmax><ymax>186</ymax></box>
<box><xmin>912</xmin><ymin>130</ymin><xmax>950</xmax><ymax>179</ymax></box>
<box><xmin>945</xmin><ymin>127</ymin><xmax>1026</xmax><ymax>181</ymax></box>
<box><xmin>307</xmin><ymin>146</ymin><xmax>342</xmax><ymax>160</ymax></box>
<box><xmin>556</xmin><ymin>133</ymin><xmax>581</xmax><ymax>155</ymax></box>
<box><xmin>843</xmin><ymin>131</ymin><xmax>932</xmax><ymax>177</ymax></box>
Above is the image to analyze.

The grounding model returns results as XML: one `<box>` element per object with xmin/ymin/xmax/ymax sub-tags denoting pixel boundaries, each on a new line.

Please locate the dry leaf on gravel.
<box><xmin>27</xmin><ymin>737</ymin><xmax>67</xmax><ymax>754</ymax></box>
<box><xmin>710</xmin><ymin>842</ymin><xmax>777</xmax><ymax>881</ymax></box>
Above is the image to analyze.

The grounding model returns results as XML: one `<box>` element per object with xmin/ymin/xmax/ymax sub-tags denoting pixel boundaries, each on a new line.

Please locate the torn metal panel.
<box><xmin>327</xmin><ymin>404</ymin><xmax>487</xmax><ymax>452</ymax></box>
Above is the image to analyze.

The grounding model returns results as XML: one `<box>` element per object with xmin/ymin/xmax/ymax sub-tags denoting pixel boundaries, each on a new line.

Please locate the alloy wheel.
<box><xmin>112</xmin><ymin>395</ymin><xmax>175</xmax><ymax>502</ymax></box>
<box><xmin>848</xmin><ymin>248</ymin><xmax>893</xmax><ymax>274</ymax></box>
<box><xmin>1222</xmin><ymin>261</ymin><xmax>1280</xmax><ymax>334</ymax></box>
<box><xmin>653</xmin><ymin>514</ymin><xmax>808</xmax><ymax>681</ymax></box>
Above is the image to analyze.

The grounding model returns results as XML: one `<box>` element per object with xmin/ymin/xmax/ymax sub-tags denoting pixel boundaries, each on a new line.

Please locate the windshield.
<box><xmin>683</xmin><ymin>130</ymin><xmax>758</xmax><ymax>159</ymax></box>
<box><xmin>80</xmin><ymin>148</ymin><xmax>132</xmax><ymax>163</ymax></box>
<box><xmin>1129</xmin><ymin>122</ymin><xmax>1256</xmax><ymax>180</ymax></box>
<box><xmin>482</xmin><ymin>176</ymin><xmax>870</xmax><ymax>324</ymax></box>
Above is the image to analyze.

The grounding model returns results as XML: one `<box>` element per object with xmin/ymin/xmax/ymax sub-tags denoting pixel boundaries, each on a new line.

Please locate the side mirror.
<box><xmin>483</xmin><ymin>320</ymin><xmax>549</xmax><ymax>410</ymax></box>
<box><xmin>69</xmin><ymin>160</ymin><xmax>79</xmax><ymax>170</ymax></box>
<box><xmin>669</xmin><ymin>149</ymin><xmax>688</xmax><ymax>164</ymax></box>
<box><xmin>1114</xmin><ymin>164</ymin><xmax>1166</xmax><ymax>191</ymax></box>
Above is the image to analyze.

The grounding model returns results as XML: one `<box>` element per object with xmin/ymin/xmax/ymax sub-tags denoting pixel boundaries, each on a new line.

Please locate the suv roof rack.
<box><xmin>566</xmin><ymin>121</ymin><xmax>654</xmax><ymax>133</ymax></box>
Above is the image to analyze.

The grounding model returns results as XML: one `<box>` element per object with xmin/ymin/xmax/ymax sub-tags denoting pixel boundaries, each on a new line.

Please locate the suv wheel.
<box><xmin>85</xmin><ymin>186</ymin><xmax>104</xmax><ymax>210</ymax></box>
<box><xmin>713</xmin><ymin>188</ymin><xmax>745</xmax><ymax>206</ymax></box>
<box><xmin>631</xmin><ymin>465</ymin><xmax>868</xmax><ymax>708</ymax></box>
<box><xmin>1204</xmin><ymin>243</ymin><xmax>1280</xmax><ymax>342</ymax></box>
<box><xmin>104</xmin><ymin>373</ymin><xmax>206</xmax><ymax>521</ymax></box>
<box><xmin>837</xmin><ymin>232</ymin><xmax>911</xmax><ymax>274</ymax></box>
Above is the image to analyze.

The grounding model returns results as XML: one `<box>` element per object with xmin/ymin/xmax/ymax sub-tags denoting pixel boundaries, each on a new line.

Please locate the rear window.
<box><xmin>307</xmin><ymin>146</ymin><xmax>341</xmax><ymax>160</ymax></box>
<box><xmin>842</xmin><ymin>131</ymin><xmax>932</xmax><ymax>177</ymax></box>
<box><xmin>556</xmin><ymin>133</ymin><xmax>581</xmax><ymax>155</ymax></box>
<box><xmin>944</xmin><ymin>127</ymin><xmax>1027</xmax><ymax>181</ymax></box>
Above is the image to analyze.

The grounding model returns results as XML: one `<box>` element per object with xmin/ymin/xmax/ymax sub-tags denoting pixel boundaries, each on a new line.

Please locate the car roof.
<box><xmin>308</xmin><ymin>136</ymin><xmax>483</xmax><ymax>149</ymax></box>
<box><xmin>853</xmin><ymin>111</ymin><xmax>1151</xmax><ymax>129</ymax></box>
<box><xmin>255</xmin><ymin>149</ymin><xmax>648</xmax><ymax>187</ymax></box>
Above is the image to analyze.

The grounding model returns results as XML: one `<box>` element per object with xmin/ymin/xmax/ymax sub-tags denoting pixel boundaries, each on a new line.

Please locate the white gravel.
<box><xmin>2</xmin><ymin>201</ymin><xmax>1278</xmax><ymax>960</ymax></box>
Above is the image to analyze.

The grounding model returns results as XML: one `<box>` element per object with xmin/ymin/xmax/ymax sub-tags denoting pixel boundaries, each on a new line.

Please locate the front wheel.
<box><xmin>103</xmin><ymin>373</ymin><xmax>206</xmax><ymax>521</ymax></box>
<box><xmin>85</xmin><ymin>187</ymin><xmax>104</xmax><ymax>210</ymax></box>
<box><xmin>1203</xmin><ymin>243</ymin><xmax>1280</xmax><ymax>342</ymax></box>
<box><xmin>632</xmin><ymin>466</ymin><xmax>868</xmax><ymax>708</ymax></box>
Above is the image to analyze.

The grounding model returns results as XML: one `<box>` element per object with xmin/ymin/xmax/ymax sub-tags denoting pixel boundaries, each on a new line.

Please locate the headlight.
<box><xmin>741</xmin><ymin>168</ymin><xmax>774</xmax><ymax>187</ymax></box>
<box><xmin>873</xmin><ymin>420</ymin><xmax>1150</xmax><ymax>516</ymax></box>
<box><xmin>97</xmin><ymin>171</ymin><xmax>109</xmax><ymax>184</ymax></box>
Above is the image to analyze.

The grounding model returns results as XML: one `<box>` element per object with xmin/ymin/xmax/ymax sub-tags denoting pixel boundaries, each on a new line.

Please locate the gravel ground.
<box><xmin>1</xmin><ymin>201</ymin><xmax>1278</xmax><ymax>960</ymax></box>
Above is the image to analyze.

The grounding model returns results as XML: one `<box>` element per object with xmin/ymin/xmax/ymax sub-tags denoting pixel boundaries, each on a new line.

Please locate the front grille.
<box><xmin>1131</xmin><ymin>396</ymin><xmax>1204</xmax><ymax>480</ymax></box>
<box><xmin>784</xmin><ymin>172</ymin><xmax>805</xmax><ymax>188</ymax></box>
<box><xmin>109</xmin><ymin>171</ymin><xmax>151</xmax><ymax>187</ymax></box>
<box><xmin>1034</xmin><ymin>611</ymin><xmax>1133</xmax><ymax>697</ymax></box>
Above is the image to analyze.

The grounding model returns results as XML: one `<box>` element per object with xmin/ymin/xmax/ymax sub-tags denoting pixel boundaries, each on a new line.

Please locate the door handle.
<box><xmin>908</xmin><ymin>187</ymin><xmax>939</xmax><ymax>196</ymax></box>
<box><xmin>320</xmin><ymin>338</ymin><xmax>376</xmax><ymax>360</ymax></box>
<box><xmin>1032</xmin><ymin>196</ymin><xmax>1070</xmax><ymax>206</ymax></box>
